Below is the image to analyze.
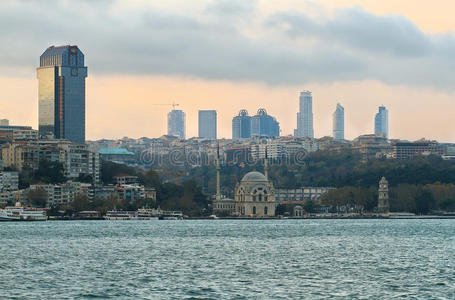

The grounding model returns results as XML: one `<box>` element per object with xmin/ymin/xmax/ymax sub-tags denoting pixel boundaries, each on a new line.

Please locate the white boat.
<box><xmin>158</xmin><ymin>211</ymin><xmax>184</xmax><ymax>220</ymax></box>
<box><xmin>0</xmin><ymin>202</ymin><xmax>47</xmax><ymax>221</ymax></box>
<box><xmin>104</xmin><ymin>210</ymin><xmax>136</xmax><ymax>220</ymax></box>
<box><xmin>134</xmin><ymin>208</ymin><xmax>159</xmax><ymax>220</ymax></box>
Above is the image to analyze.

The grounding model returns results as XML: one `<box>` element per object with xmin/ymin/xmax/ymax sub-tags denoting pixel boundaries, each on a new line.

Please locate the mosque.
<box><xmin>212</xmin><ymin>148</ymin><xmax>276</xmax><ymax>217</ymax></box>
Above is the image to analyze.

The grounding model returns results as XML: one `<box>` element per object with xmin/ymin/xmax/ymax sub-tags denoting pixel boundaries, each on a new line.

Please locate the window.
<box><xmin>264</xmin><ymin>206</ymin><xmax>268</xmax><ymax>215</ymax></box>
<box><xmin>252</xmin><ymin>206</ymin><xmax>256</xmax><ymax>214</ymax></box>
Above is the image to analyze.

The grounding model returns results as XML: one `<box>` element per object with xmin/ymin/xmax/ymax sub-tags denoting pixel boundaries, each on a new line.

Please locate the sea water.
<box><xmin>1</xmin><ymin>219</ymin><xmax>454</xmax><ymax>299</ymax></box>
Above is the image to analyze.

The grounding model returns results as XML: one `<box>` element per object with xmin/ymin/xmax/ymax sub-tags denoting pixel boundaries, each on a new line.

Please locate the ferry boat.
<box><xmin>0</xmin><ymin>202</ymin><xmax>47</xmax><ymax>221</ymax></box>
<box><xmin>158</xmin><ymin>211</ymin><xmax>184</xmax><ymax>220</ymax></box>
<box><xmin>104</xmin><ymin>208</ymin><xmax>182</xmax><ymax>220</ymax></box>
<box><xmin>134</xmin><ymin>208</ymin><xmax>159</xmax><ymax>220</ymax></box>
<box><xmin>104</xmin><ymin>210</ymin><xmax>136</xmax><ymax>220</ymax></box>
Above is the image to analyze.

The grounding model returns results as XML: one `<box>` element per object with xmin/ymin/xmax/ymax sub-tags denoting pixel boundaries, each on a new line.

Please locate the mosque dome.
<box><xmin>241</xmin><ymin>171</ymin><xmax>268</xmax><ymax>182</ymax></box>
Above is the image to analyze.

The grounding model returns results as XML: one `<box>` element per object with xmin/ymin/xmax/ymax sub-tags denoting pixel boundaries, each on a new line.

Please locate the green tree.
<box><xmin>26</xmin><ymin>188</ymin><xmax>48</xmax><ymax>208</ymax></box>
<box><xmin>34</xmin><ymin>159</ymin><xmax>66</xmax><ymax>184</ymax></box>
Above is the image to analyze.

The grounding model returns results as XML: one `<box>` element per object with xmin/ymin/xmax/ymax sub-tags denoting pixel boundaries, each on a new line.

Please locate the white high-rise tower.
<box><xmin>295</xmin><ymin>90</ymin><xmax>314</xmax><ymax>138</ymax></box>
<box><xmin>333</xmin><ymin>103</ymin><xmax>344</xmax><ymax>140</ymax></box>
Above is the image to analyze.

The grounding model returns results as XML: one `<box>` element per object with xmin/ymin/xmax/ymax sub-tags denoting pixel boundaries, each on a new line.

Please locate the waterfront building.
<box><xmin>251</xmin><ymin>109</ymin><xmax>280</xmax><ymax>137</ymax></box>
<box><xmin>29</xmin><ymin>182</ymin><xmax>91</xmax><ymax>207</ymax></box>
<box><xmin>234</xmin><ymin>170</ymin><xmax>276</xmax><ymax>217</ymax></box>
<box><xmin>296</xmin><ymin>90</ymin><xmax>314</xmax><ymax>138</ymax></box>
<box><xmin>198</xmin><ymin>110</ymin><xmax>217</xmax><ymax>140</ymax></box>
<box><xmin>0</xmin><ymin>171</ymin><xmax>19</xmax><ymax>206</ymax></box>
<box><xmin>374</xmin><ymin>106</ymin><xmax>389</xmax><ymax>139</ymax></box>
<box><xmin>275</xmin><ymin>187</ymin><xmax>335</xmax><ymax>204</ymax></box>
<box><xmin>0</xmin><ymin>119</ymin><xmax>9</xmax><ymax>126</ymax></box>
<box><xmin>333</xmin><ymin>103</ymin><xmax>344</xmax><ymax>140</ymax></box>
<box><xmin>232</xmin><ymin>109</ymin><xmax>251</xmax><ymax>139</ymax></box>
<box><xmin>37</xmin><ymin>45</ymin><xmax>88</xmax><ymax>143</ymax></box>
<box><xmin>167</xmin><ymin>110</ymin><xmax>186</xmax><ymax>138</ymax></box>
<box><xmin>377</xmin><ymin>177</ymin><xmax>390</xmax><ymax>214</ymax></box>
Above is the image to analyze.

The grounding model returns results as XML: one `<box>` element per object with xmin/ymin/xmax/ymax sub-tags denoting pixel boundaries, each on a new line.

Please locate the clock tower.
<box><xmin>378</xmin><ymin>177</ymin><xmax>390</xmax><ymax>214</ymax></box>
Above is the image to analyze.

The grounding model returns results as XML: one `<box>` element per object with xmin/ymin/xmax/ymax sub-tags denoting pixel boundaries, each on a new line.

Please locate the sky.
<box><xmin>1</xmin><ymin>0</ymin><xmax>455</xmax><ymax>141</ymax></box>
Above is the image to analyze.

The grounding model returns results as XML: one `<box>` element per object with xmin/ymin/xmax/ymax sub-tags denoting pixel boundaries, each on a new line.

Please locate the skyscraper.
<box><xmin>198</xmin><ymin>110</ymin><xmax>217</xmax><ymax>139</ymax></box>
<box><xmin>296</xmin><ymin>90</ymin><xmax>314</xmax><ymax>138</ymax></box>
<box><xmin>167</xmin><ymin>109</ymin><xmax>186</xmax><ymax>138</ymax></box>
<box><xmin>374</xmin><ymin>106</ymin><xmax>389</xmax><ymax>138</ymax></box>
<box><xmin>37</xmin><ymin>45</ymin><xmax>87</xmax><ymax>143</ymax></box>
<box><xmin>232</xmin><ymin>109</ymin><xmax>251</xmax><ymax>139</ymax></box>
<box><xmin>333</xmin><ymin>103</ymin><xmax>344</xmax><ymax>140</ymax></box>
<box><xmin>251</xmin><ymin>109</ymin><xmax>280</xmax><ymax>137</ymax></box>
<box><xmin>251</xmin><ymin>108</ymin><xmax>280</xmax><ymax>136</ymax></box>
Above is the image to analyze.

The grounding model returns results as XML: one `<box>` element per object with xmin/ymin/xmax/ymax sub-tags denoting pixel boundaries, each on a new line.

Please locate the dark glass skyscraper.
<box><xmin>251</xmin><ymin>109</ymin><xmax>280</xmax><ymax>137</ymax></box>
<box><xmin>198</xmin><ymin>110</ymin><xmax>217</xmax><ymax>139</ymax></box>
<box><xmin>374</xmin><ymin>106</ymin><xmax>389</xmax><ymax>138</ymax></box>
<box><xmin>232</xmin><ymin>109</ymin><xmax>251</xmax><ymax>139</ymax></box>
<box><xmin>37</xmin><ymin>45</ymin><xmax>87</xmax><ymax>143</ymax></box>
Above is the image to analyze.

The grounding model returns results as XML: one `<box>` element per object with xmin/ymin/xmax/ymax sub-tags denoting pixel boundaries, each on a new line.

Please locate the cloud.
<box><xmin>0</xmin><ymin>0</ymin><xmax>455</xmax><ymax>89</ymax></box>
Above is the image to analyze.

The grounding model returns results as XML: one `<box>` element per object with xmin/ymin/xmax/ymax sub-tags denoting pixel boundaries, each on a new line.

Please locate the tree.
<box><xmin>415</xmin><ymin>189</ymin><xmax>435</xmax><ymax>214</ymax></box>
<box><xmin>71</xmin><ymin>194</ymin><xmax>90</xmax><ymax>212</ymax></box>
<box><xmin>303</xmin><ymin>200</ymin><xmax>316</xmax><ymax>213</ymax></box>
<box><xmin>26</xmin><ymin>188</ymin><xmax>48</xmax><ymax>208</ymax></box>
<box><xmin>34</xmin><ymin>159</ymin><xmax>66</xmax><ymax>184</ymax></box>
<box><xmin>77</xmin><ymin>174</ymin><xmax>93</xmax><ymax>183</ymax></box>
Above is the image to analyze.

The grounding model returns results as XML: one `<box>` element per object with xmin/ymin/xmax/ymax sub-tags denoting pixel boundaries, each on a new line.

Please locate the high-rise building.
<box><xmin>296</xmin><ymin>90</ymin><xmax>314</xmax><ymax>138</ymax></box>
<box><xmin>37</xmin><ymin>45</ymin><xmax>88</xmax><ymax>143</ymax></box>
<box><xmin>0</xmin><ymin>119</ymin><xmax>9</xmax><ymax>126</ymax></box>
<box><xmin>374</xmin><ymin>106</ymin><xmax>389</xmax><ymax>138</ymax></box>
<box><xmin>167</xmin><ymin>110</ymin><xmax>186</xmax><ymax>138</ymax></box>
<box><xmin>198</xmin><ymin>110</ymin><xmax>217</xmax><ymax>139</ymax></box>
<box><xmin>251</xmin><ymin>109</ymin><xmax>280</xmax><ymax>137</ymax></box>
<box><xmin>333</xmin><ymin>103</ymin><xmax>344</xmax><ymax>140</ymax></box>
<box><xmin>232</xmin><ymin>109</ymin><xmax>251</xmax><ymax>139</ymax></box>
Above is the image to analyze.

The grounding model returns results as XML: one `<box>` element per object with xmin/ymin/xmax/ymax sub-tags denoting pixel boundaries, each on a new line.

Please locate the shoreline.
<box><xmin>42</xmin><ymin>215</ymin><xmax>455</xmax><ymax>221</ymax></box>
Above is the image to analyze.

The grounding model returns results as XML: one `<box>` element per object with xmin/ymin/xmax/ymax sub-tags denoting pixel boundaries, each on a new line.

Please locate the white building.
<box><xmin>234</xmin><ymin>171</ymin><xmax>276</xmax><ymax>217</ymax></box>
<box><xmin>29</xmin><ymin>182</ymin><xmax>91</xmax><ymax>207</ymax></box>
<box><xmin>296</xmin><ymin>90</ymin><xmax>314</xmax><ymax>138</ymax></box>
<box><xmin>333</xmin><ymin>103</ymin><xmax>344</xmax><ymax>140</ymax></box>
<box><xmin>0</xmin><ymin>171</ymin><xmax>19</xmax><ymax>205</ymax></box>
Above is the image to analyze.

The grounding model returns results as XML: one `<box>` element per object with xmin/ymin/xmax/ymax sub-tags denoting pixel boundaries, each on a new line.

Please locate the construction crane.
<box><xmin>152</xmin><ymin>101</ymin><xmax>180</xmax><ymax>110</ymax></box>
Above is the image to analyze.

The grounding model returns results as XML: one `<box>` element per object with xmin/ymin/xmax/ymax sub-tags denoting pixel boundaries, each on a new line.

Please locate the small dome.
<box><xmin>241</xmin><ymin>171</ymin><xmax>267</xmax><ymax>182</ymax></box>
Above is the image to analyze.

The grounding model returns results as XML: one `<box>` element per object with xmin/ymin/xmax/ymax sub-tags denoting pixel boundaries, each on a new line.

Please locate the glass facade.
<box><xmin>333</xmin><ymin>103</ymin><xmax>344</xmax><ymax>140</ymax></box>
<box><xmin>37</xmin><ymin>45</ymin><xmax>87</xmax><ymax>143</ymax></box>
<box><xmin>198</xmin><ymin>110</ymin><xmax>217</xmax><ymax>139</ymax></box>
<box><xmin>251</xmin><ymin>109</ymin><xmax>280</xmax><ymax>137</ymax></box>
<box><xmin>167</xmin><ymin>110</ymin><xmax>186</xmax><ymax>138</ymax></box>
<box><xmin>232</xmin><ymin>109</ymin><xmax>251</xmax><ymax>139</ymax></box>
<box><xmin>374</xmin><ymin>106</ymin><xmax>389</xmax><ymax>138</ymax></box>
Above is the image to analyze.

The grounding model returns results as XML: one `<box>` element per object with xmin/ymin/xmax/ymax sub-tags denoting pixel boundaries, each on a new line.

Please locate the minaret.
<box><xmin>264</xmin><ymin>146</ymin><xmax>269</xmax><ymax>180</ymax></box>
<box><xmin>216</xmin><ymin>143</ymin><xmax>221</xmax><ymax>200</ymax></box>
<box><xmin>378</xmin><ymin>176</ymin><xmax>390</xmax><ymax>214</ymax></box>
